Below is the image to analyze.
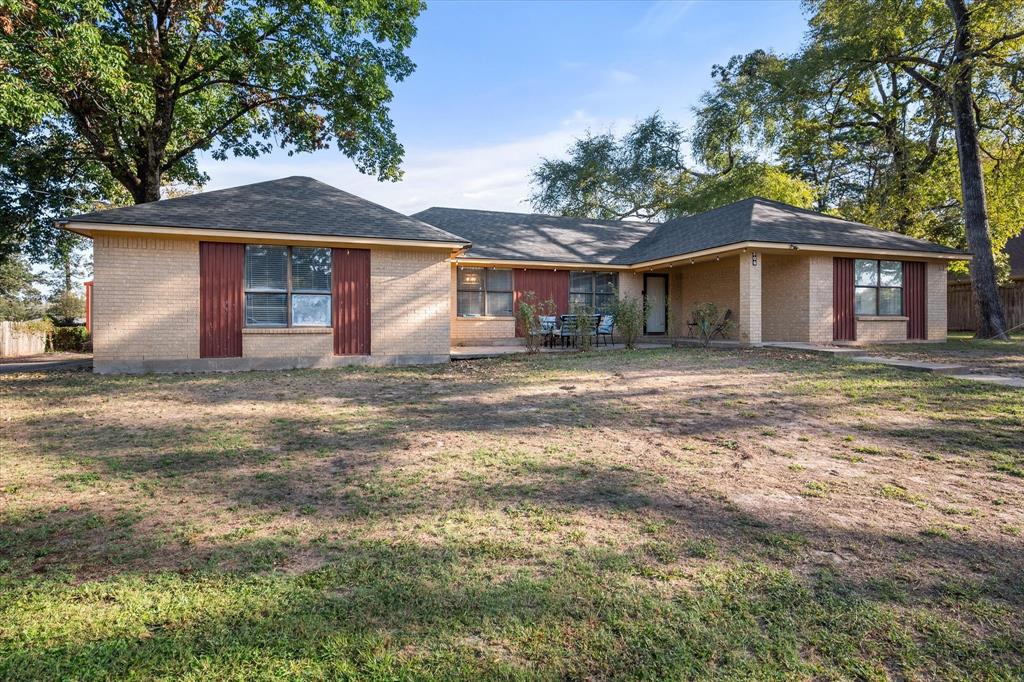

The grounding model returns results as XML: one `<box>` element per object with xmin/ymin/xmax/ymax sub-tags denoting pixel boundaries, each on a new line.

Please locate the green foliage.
<box><xmin>571</xmin><ymin>302</ymin><xmax>595</xmax><ymax>352</ymax></box>
<box><xmin>693</xmin><ymin>0</ymin><xmax>1024</xmax><ymax>280</ymax></box>
<box><xmin>515</xmin><ymin>291</ymin><xmax>555</xmax><ymax>354</ymax></box>
<box><xmin>530</xmin><ymin>113</ymin><xmax>815</xmax><ymax>221</ymax></box>
<box><xmin>692</xmin><ymin>302</ymin><xmax>733</xmax><ymax>348</ymax></box>
<box><xmin>668</xmin><ymin>161</ymin><xmax>815</xmax><ymax>216</ymax></box>
<box><xmin>0</xmin><ymin>254</ymin><xmax>42</xmax><ymax>320</ymax></box>
<box><xmin>0</xmin><ymin>0</ymin><xmax>424</xmax><ymax>211</ymax></box>
<box><xmin>46</xmin><ymin>291</ymin><xmax>84</xmax><ymax>325</ymax></box>
<box><xmin>607</xmin><ymin>291</ymin><xmax>646</xmax><ymax>350</ymax></box>
<box><xmin>48</xmin><ymin>324</ymin><xmax>89</xmax><ymax>352</ymax></box>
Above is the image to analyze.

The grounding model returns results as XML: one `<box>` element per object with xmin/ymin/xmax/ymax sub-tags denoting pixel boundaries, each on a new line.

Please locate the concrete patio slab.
<box><xmin>451</xmin><ymin>342</ymin><xmax>671</xmax><ymax>360</ymax></box>
<box><xmin>958</xmin><ymin>374</ymin><xmax>1024</xmax><ymax>389</ymax></box>
<box><xmin>847</xmin><ymin>355</ymin><xmax>970</xmax><ymax>375</ymax></box>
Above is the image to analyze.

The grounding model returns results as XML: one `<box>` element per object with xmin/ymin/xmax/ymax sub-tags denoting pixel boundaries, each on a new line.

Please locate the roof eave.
<box><xmin>60</xmin><ymin>221</ymin><xmax>471</xmax><ymax>251</ymax></box>
<box><xmin>627</xmin><ymin>240</ymin><xmax>970</xmax><ymax>269</ymax></box>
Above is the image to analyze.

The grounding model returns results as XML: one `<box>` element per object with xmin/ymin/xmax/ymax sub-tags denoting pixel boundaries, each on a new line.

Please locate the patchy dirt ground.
<box><xmin>862</xmin><ymin>331</ymin><xmax>1024</xmax><ymax>377</ymax></box>
<box><xmin>1</xmin><ymin>347</ymin><xmax>1022</xmax><ymax>679</ymax></box>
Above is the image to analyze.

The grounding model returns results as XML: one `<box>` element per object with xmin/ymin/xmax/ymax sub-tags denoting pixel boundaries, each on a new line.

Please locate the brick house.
<box><xmin>61</xmin><ymin>176</ymin><xmax>968</xmax><ymax>374</ymax></box>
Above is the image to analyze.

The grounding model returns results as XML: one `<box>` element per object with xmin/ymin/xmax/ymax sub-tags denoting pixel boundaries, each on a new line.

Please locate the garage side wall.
<box><xmin>93</xmin><ymin>234</ymin><xmax>201</xmax><ymax>371</ymax></box>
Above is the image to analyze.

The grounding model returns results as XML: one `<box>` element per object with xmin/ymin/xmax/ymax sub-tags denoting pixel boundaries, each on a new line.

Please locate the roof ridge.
<box><xmin>417</xmin><ymin>206</ymin><xmax>657</xmax><ymax>226</ymax></box>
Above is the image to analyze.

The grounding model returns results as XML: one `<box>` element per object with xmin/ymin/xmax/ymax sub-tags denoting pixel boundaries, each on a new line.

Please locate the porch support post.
<box><xmin>738</xmin><ymin>251</ymin><xmax>762</xmax><ymax>345</ymax></box>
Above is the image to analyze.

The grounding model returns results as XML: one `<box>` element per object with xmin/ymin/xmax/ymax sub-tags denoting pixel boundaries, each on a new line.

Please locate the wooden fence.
<box><xmin>947</xmin><ymin>281</ymin><xmax>1024</xmax><ymax>332</ymax></box>
<box><xmin>0</xmin><ymin>321</ymin><xmax>47</xmax><ymax>358</ymax></box>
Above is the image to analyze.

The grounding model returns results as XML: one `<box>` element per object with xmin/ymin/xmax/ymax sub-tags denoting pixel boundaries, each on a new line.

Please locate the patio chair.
<box><xmin>558</xmin><ymin>314</ymin><xmax>577</xmax><ymax>347</ymax></box>
<box><xmin>538</xmin><ymin>315</ymin><xmax>558</xmax><ymax>348</ymax></box>
<box><xmin>596</xmin><ymin>314</ymin><xmax>614</xmax><ymax>346</ymax></box>
<box><xmin>710</xmin><ymin>309</ymin><xmax>733</xmax><ymax>340</ymax></box>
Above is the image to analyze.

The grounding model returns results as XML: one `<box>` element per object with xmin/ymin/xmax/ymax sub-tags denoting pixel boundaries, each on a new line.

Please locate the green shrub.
<box><xmin>515</xmin><ymin>291</ymin><xmax>555</xmax><ymax>354</ymax></box>
<box><xmin>607</xmin><ymin>290</ymin><xmax>646</xmax><ymax>349</ymax></box>
<box><xmin>692</xmin><ymin>302</ymin><xmax>734</xmax><ymax>348</ymax></box>
<box><xmin>571</xmin><ymin>302</ymin><xmax>595</xmax><ymax>352</ymax></box>
<box><xmin>49</xmin><ymin>325</ymin><xmax>90</xmax><ymax>352</ymax></box>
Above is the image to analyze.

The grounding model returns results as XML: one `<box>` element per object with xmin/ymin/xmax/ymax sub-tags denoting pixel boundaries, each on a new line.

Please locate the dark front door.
<box><xmin>643</xmin><ymin>274</ymin><xmax>668</xmax><ymax>334</ymax></box>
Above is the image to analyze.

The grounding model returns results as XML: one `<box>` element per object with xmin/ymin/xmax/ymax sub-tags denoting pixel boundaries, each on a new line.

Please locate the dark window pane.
<box><xmin>458</xmin><ymin>267</ymin><xmax>484</xmax><ymax>291</ymax></box>
<box><xmin>569</xmin><ymin>271</ymin><xmax>593</xmax><ymax>293</ymax></box>
<box><xmin>245</xmin><ymin>292</ymin><xmax>287</xmax><ymax>326</ymax></box>
<box><xmin>855</xmin><ymin>286</ymin><xmax>877</xmax><ymax>315</ymax></box>
<box><xmin>879</xmin><ymin>287</ymin><xmax>903</xmax><ymax>315</ymax></box>
<box><xmin>292</xmin><ymin>294</ymin><xmax>331</xmax><ymax>326</ymax></box>
<box><xmin>595</xmin><ymin>273</ymin><xmax>617</xmax><ymax>294</ymax></box>
<box><xmin>486</xmin><ymin>268</ymin><xmax>512</xmax><ymax>292</ymax></box>
<box><xmin>569</xmin><ymin>292</ymin><xmax>592</xmax><ymax>310</ymax></box>
<box><xmin>855</xmin><ymin>259</ymin><xmax>878</xmax><ymax>287</ymax></box>
<box><xmin>486</xmin><ymin>291</ymin><xmax>513</xmax><ymax>316</ymax></box>
<box><xmin>594</xmin><ymin>293</ymin><xmax>616</xmax><ymax>314</ymax></box>
<box><xmin>458</xmin><ymin>291</ymin><xmax>484</xmax><ymax>316</ymax></box>
<box><xmin>245</xmin><ymin>245</ymin><xmax>287</xmax><ymax>290</ymax></box>
<box><xmin>291</xmin><ymin>247</ymin><xmax>331</xmax><ymax>291</ymax></box>
<box><xmin>879</xmin><ymin>261</ymin><xmax>903</xmax><ymax>287</ymax></box>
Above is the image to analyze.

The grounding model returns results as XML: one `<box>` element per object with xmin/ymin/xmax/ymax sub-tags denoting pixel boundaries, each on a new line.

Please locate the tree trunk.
<box><xmin>946</xmin><ymin>0</ymin><xmax>1009</xmax><ymax>340</ymax></box>
<box><xmin>131</xmin><ymin>164</ymin><xmax>162</xmax><ymax>204</ymax></box>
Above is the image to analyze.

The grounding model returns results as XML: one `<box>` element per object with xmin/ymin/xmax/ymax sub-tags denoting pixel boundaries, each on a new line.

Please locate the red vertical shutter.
<box><xmin>332</xmin><ymin>248</ymin><xmax>371</xmax><ymax>355</ymax></box>
<box><xmin>200</xmin><ymin>242</ymin><xmax>244</xmax><ymax>358</ymax></box>
<box><xmin>904</xmin><ymin>261</ymin><xmax>926</xmax><ymax>339</ymax></box>
<box><xmin>833</xmin><ymin>257</ymin><xmax>856</xmax><ymax>341</ymax></box>
<box><xmin>513</xmin><ymin>269</ymin><xmax>570</xmax><ymax>336</ymax></box>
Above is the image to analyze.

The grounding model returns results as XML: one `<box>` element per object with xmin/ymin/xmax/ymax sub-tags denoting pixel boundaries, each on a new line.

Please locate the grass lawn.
<box><xmin>861</xmin><ymin>331</ymin><xmax>1024</xmax><ymax>377</ymax></box>
<box><xmin>1</xmin><ymin>348</ymin><xmax>1022</xmax><ymax>680</ymax></box>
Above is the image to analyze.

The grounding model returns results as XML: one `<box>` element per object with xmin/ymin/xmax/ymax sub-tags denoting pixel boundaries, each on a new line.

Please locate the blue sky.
<box><xmin>200</xmin><ymin>0</ymin><xmax>808</xmax><ymax>215</ymax></box>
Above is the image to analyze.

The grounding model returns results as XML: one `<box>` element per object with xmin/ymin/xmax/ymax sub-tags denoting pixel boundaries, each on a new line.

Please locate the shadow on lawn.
<box><xmin>4</xmin><ymin>351</ymin><xmax>1024</xmax><ymax>677</ymax></box>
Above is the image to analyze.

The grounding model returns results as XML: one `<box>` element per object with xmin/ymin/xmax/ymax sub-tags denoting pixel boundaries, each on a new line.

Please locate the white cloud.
<box><xmin>199</xmin><ymin>115</ymin><xmax>609</xmax><ymax>216</ymax></box>
<box><xmin>628</xmin><ymin>0</ymin><xmax>697</xmax><ymax>38</ymax></box>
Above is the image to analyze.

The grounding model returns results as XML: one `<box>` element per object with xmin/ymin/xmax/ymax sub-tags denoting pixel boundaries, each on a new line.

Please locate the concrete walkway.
<box><xmin>764</xmin><ymin>342</ymin><xmax>1024</xmax><ymax>388</ymax></box>
<box><xmin>0</xmin><ymin>353</ymin><xmax>92</xmax><ymax>374</ymax></box>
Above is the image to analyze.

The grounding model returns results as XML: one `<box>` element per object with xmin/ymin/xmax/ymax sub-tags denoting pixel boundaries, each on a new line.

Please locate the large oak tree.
<box><xmin>0</xmin><ymin>0</ymin><xmax>423</xmax><ymax>207</ymax></box>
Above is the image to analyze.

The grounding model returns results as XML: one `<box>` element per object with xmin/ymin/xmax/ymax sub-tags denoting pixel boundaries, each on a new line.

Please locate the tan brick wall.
<box><xmin>856</xmin><ymin>317</ymin><xmax>909</xmax><ymax>343</ymax></box>
<box><xmin>619</xmin><ymin>271</ymin><xmax>643</xmax><ymax>301</ymax></box>
<box><xmin>762</xmin><ymin>254</ymin><xmax>809</xmax><ymax>342</ymax></box>
<box><xmin>92</xmin><ymin>234</ymin><xmax>200</xmax><ymax>363</ymax></box>
<box><xmin>371</xmin><ymin>247</ymin><xmax>451</xmax><ymax>358</ymax></box>
<box><xmin>242</xmin><ymin>328</ymin><xmax>333</xmax><ymax>358</ymax></box>
<box><xmin>808</xmin><ymin>255</ymin><xmax>834</xmax><ymax>345</ymax></box>
<box><xmin>680</xmin><ymin>257</ymin><xmax>740</xmax><ymax>339</ymax></box>
<box><xmin>926</xmin><ymin>261</ymin><xmax>948</xmax><ymax>341</ymax></box>
<box><xmin>738</xmin><ymin>251</ymin><xmax>762</xmax><ymax>344</ymax></box>
<box><xmin>667</xmin><ymin>270</ymin><xmax>685</xmax><ymax>336</ymax></box>
<box><xmin>451</xmin><ymin>318</ymin><xmax>516</xmax><ymax>343</ymax></box>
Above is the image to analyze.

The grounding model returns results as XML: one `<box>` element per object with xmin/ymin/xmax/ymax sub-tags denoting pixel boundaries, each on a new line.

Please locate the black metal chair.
<box><xmin>710</xmin><ymin>309</ymin><xmax>733</xmax><ymax>339</ymax></box>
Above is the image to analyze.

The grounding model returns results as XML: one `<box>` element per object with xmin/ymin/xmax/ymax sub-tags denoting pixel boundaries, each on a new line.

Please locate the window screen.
<box><xmin>854</xmin><ymin>259</ymin><xmax>903</xmax><ymax>316</ymax></box>
<box><xmin>244</xmin><ymin>245</ymin><xmax>332</xmax><ymax>327</ymax></box>
<box><xmin>457</xmin><ymin>267</ymin><xmax>513</xmax><ymax>316</ymax></box>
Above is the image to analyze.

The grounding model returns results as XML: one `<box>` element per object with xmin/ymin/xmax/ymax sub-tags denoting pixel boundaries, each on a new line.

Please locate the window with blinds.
<box><xmin>244</xmin><ymin>245</ymin><xmax>332</xmax><ymax>327</ymax></box>
<box><xmin>456</xmin><ymin>266</ymin><xmax>513</xmax><ymax>316</ymax></box>
<box><xmin>569</xmin><ymin>271</ymin><xmax>618</xmax><ymax>313</ymax></box>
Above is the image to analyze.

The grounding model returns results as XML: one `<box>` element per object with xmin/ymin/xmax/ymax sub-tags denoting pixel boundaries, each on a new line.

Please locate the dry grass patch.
<box><xmin>1</xmin><ymin>347</ymin><xmax>1022</xmax><ymax>679</ymax></box>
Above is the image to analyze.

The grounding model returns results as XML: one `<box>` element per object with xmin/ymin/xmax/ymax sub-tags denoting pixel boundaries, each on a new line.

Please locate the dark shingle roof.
<box><xmin>411</xmin><ymin>207</ymin><xmax>656</xmax><ymax>264</ymax></box>
<box><xmin>64</xmin><ymin>176</ymin><xmax>469</xmax><ymax>245</ymax></box>
<box><xmin>611</xmin><ymin>197</ymin><xmax>966</xmax><ymax>264</ymax></box>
